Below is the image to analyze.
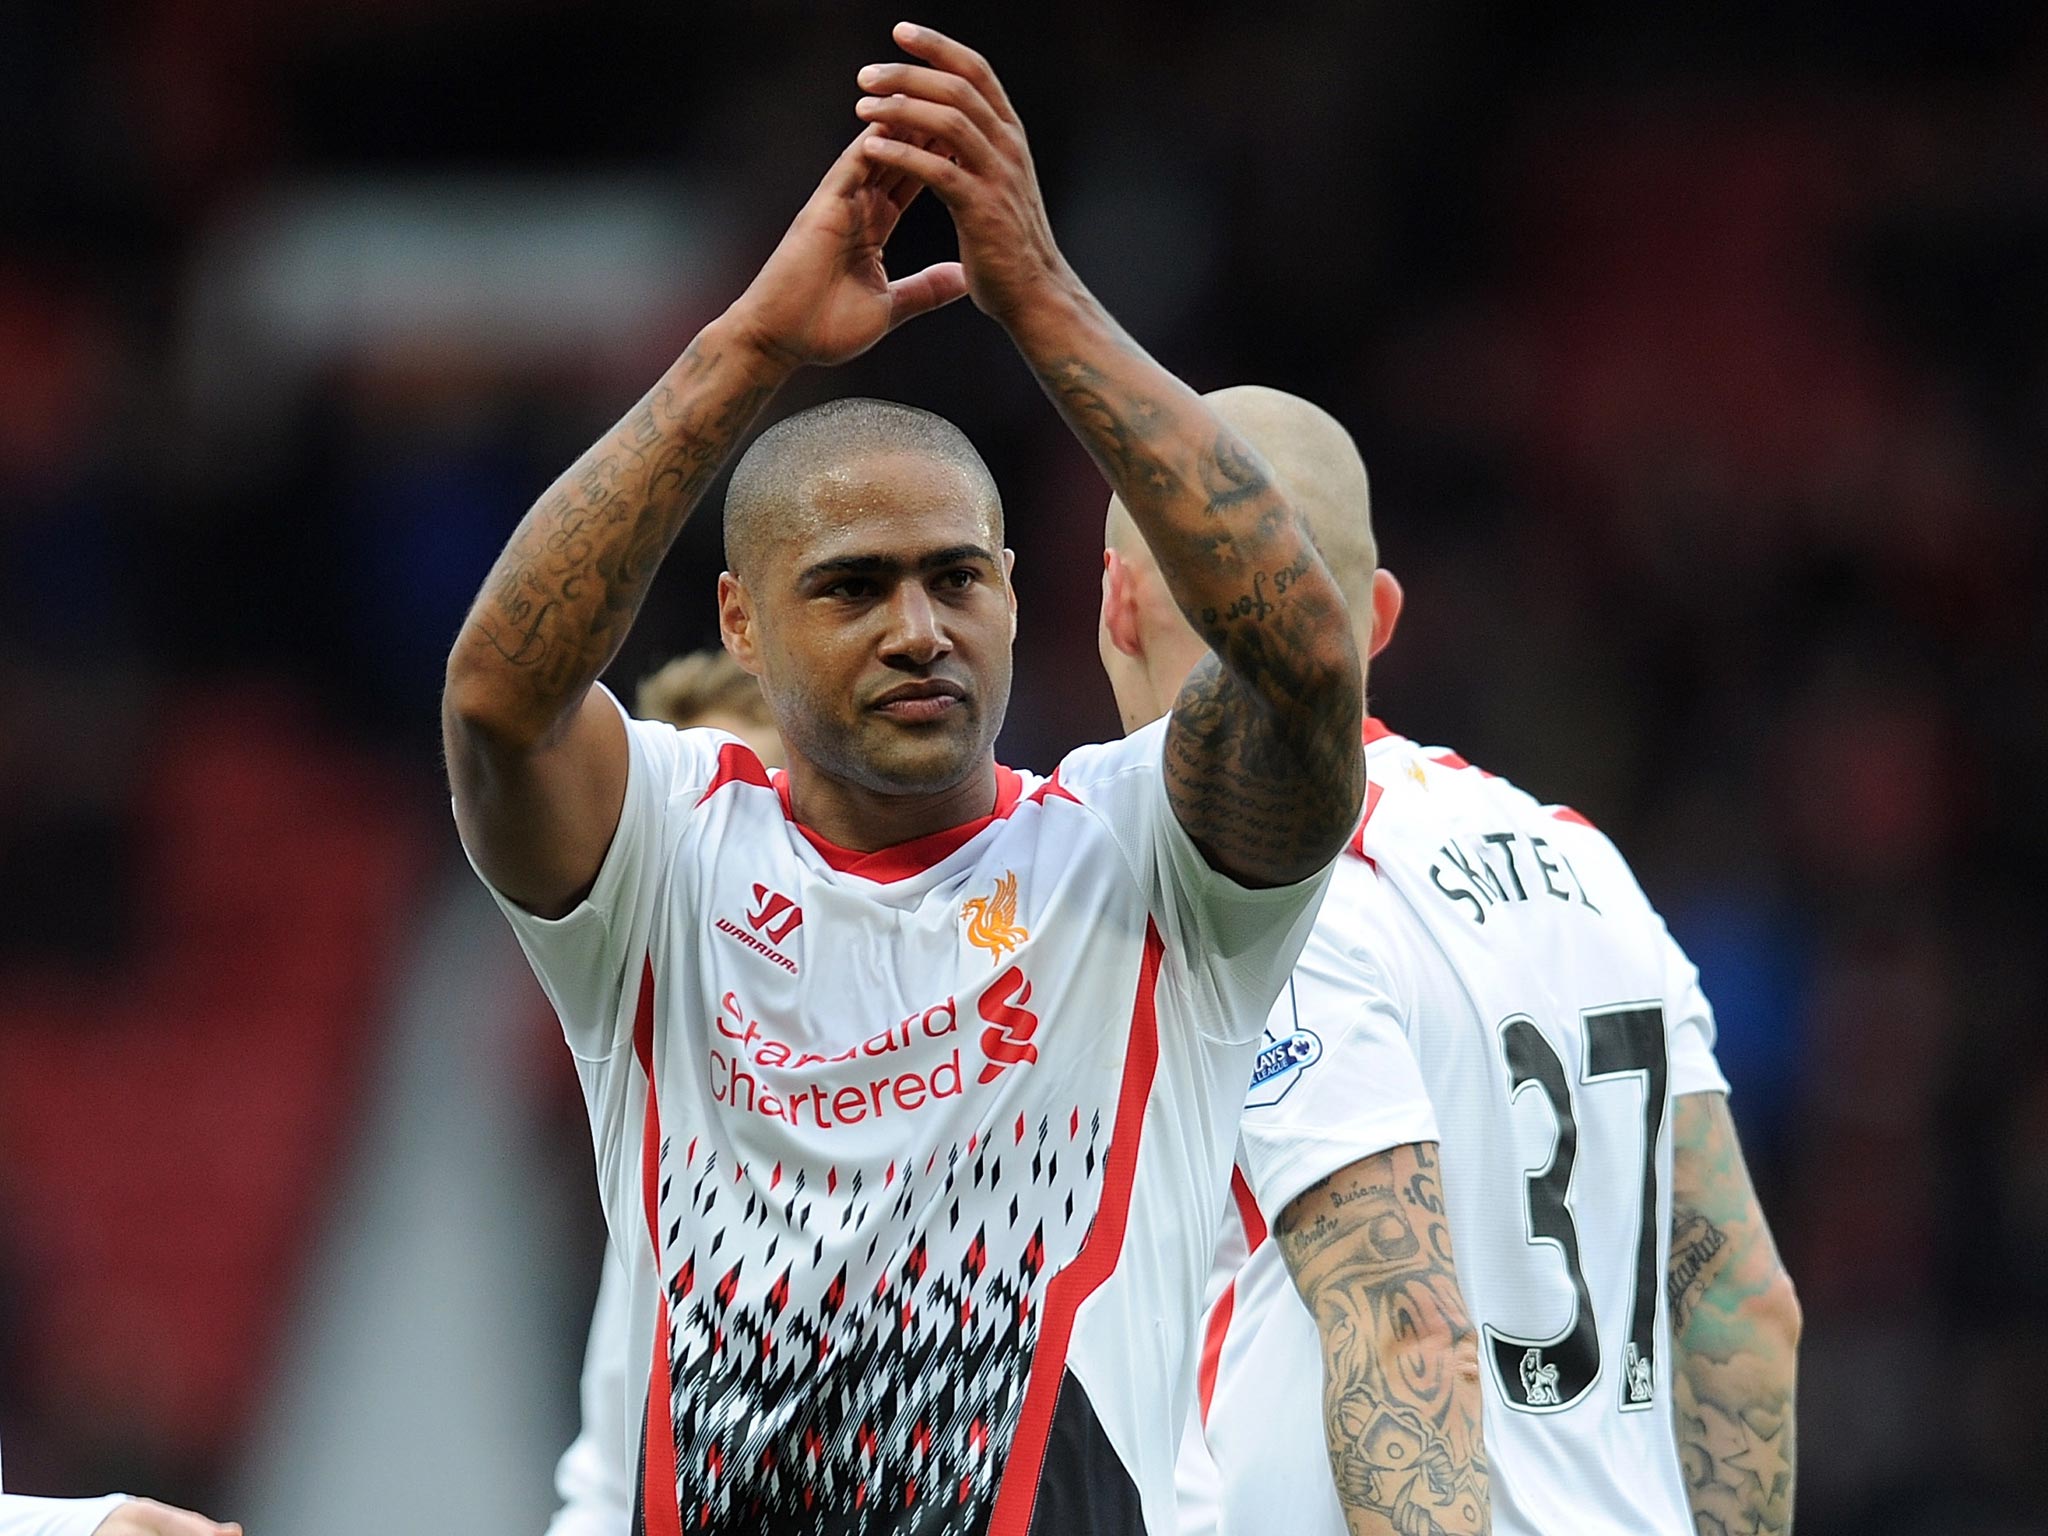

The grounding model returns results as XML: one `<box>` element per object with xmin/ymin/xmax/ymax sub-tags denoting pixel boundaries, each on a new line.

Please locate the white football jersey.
<box><xmin>1186</xmin><ymin>723</ymin><xmax>1728</xmax><ymax>1536</ymax></box>
<box><xmin>469</xmin><ymin>688</ymin><xmax>1330</xmax><ymax>1536</ymax></box>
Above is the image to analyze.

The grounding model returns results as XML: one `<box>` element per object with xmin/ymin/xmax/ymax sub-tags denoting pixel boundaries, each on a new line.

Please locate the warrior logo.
<box><xmin>718</xmin><ymin>884</ymin><xmax>804</xmax><ymax>973</ymax></box>
<box><xmin>962</xmin><ymin>871</ymin><xmax>1028</xmax><ymax>963</ymax></box>
<box><xmin>746</xmin><ymin>885</ymin><xmax>804</xmax><ymax>945</ymax></box>
<box><xmin>975</xmin><ymin>965</ymin><xmax>1040</xmax><ymax>1084</ymax></box>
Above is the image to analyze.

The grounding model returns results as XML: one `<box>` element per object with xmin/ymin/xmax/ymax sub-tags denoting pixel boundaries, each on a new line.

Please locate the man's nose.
<box><xmin>881</xmin><ymin>582</ymin><xmax>949</xmax><ymax>666</ymax></box>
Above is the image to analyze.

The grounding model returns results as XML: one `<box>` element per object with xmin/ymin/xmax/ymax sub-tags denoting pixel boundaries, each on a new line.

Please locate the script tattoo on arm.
<box><xmin>1023</xmin><ymin>326</ymin><xmax>1362</xmax><ymax>886</ymax></box>
<box><xmin>1668</xmin><ymin>1092</ymin><xmax>1800</xmax><ymax>1536</ymax></box>
<box><xmin>1276</xmin><ymin>1144</ymin><xmax>1490</xmax><ymax>1536</ymax></box>
<box><xmin>450</xmin><ymin>329</ymin><xmax>780</xmax><ymax>741</ymax></box>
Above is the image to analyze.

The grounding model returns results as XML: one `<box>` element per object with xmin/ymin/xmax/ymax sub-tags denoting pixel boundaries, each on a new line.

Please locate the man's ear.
<box><xmin>1367</xmin><ymin>568</ymin><xmax>1404</xmax><ymax>660</ymax></box>
<box><xmin>1004</xmin><ymin>548</ymin><xmax>1019</xmax><ymax>641</ymax></box>
<box><xmin>718</xmin><ymin>572</ymin><xmax>763</xmax><ymax>676</ymax></box>
<box><xmin>1100</xmin><ymin>549</ymin><xmax>1143</xmax><ymax>659</ymax></box>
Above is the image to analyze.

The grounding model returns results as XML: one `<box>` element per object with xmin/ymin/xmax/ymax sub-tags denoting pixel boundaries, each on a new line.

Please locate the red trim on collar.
<box><xmin>1429</xmin><ymin>747</ymin><xmax>1497</xmax><ymax>779</ymax></box>
<box><xmin>1346</xmin><ymin>779</ymin><xmax>1386</xmax><ymax>865</ymax></box>
<box><xmin>773</xmin><ymin>765</ymin><xmax>1028</xmax><ymax>881</ymax></box>
<box><xmin>1028</xmin><ymin>769</ymin><xmax>1078</xmax><ymax>807</ymax></box>
<box><xmin>1362</xmin><ymin>717</ymin><xmax>1398</xmax><ymax>744</ymax></box>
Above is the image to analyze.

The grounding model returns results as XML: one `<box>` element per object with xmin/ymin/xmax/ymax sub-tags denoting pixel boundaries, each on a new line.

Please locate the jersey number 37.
<box><xmin>1485</xmin><ymin>1003</ymin><xmax>1667</xmax><ymax>1416</ymax></box>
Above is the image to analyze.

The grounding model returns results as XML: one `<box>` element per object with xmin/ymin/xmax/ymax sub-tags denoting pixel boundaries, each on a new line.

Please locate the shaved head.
<box><xmin>1107</xmin><ymin>384</ymin><xmax>1376</xmax><ymax>620</ymax></box>
<box><xmin>725</xmin><ymin>398</ymin><xmax>1002</xmax><ymax>582</ymax></box>
<box><xmin>714</xmin><ymin>395</ymin><xmax>1017</xmax><ymax>814</ymax></box>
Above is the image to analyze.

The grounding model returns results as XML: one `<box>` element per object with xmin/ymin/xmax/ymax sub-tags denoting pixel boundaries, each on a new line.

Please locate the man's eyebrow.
<box><xmin>799</xmin><ymin>554</ymin><xmax>894</xmax><ymax>582</ymax></box>
<box><xmin>916</xmin><ymin>544</ymin><xmax>1001</xmax><ymax>571</ymax></box>
<box><xmin>798</xmin><ymin>545</ymin><xmax>1000</xmax><ymax>584</ymax></box>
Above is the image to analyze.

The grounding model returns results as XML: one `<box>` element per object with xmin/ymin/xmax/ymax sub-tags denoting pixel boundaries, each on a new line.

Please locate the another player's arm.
<box><xmin>1275</xmin><ymin>1143</ymin><xmax>1490</xmax><ymax>1536</ymax></box>
<box><xmin>857</xmin><ymin>25</ymin><xmax>1363</xmax><ymax>886</ymax></box>
<box><xmin>443</xmin><ymin>132</ymin><xmax>965</xmax><ymax>916</ymax></box>
<box><xmin>0</xmin><ymin>1496</ymin><xmax>239</xmax><ymax>1536</ymax></box>
<box><xmin>92</xmin><ymin>1502</ymin><xmax>241</xmax><ymax>1536</ymax></box>
<box><xmin>1668</xmin><ymin>1092</ymin><xmax>1800</xmax><ymax>1536</ymax></box>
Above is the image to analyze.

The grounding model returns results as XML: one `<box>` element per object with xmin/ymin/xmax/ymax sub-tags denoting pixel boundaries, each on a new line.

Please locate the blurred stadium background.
<box><xmin>1</xmin><ymin>1</ymin><xmax>2042</xmax><ymax>1531</ymax></box>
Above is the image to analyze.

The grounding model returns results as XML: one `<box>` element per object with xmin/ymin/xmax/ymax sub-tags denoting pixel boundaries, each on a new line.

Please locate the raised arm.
<box><xmin>1275</xmin><ymin>1143</ymin><xmax>1490</xmax><ymax>1536</ymax></box>
<box><xmin>1668</xmin><ymin>1092</ymin><xmax>1800</xmax><ymax>1536</ymax></box>
<box><xmin>443</xmin><ymin>131</ymin><xmax>966</xmax><ymax>915</ymax></box>
<box><xmin>856</xmin><ymin>24</ymin><xmax>1364</xmax><ymax>886</ymax></box>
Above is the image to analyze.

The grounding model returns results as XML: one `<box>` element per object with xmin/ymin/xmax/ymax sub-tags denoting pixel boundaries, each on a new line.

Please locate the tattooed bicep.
<box><xmin>1275</xmin><ymin>1142</ymin><xmax>1457</xmax><ymax>1297</ymax></box>
<box><xmin>1164</xmin><ymin>653</ymin><xmax>1362</xmax><ymax>886</ymax></box>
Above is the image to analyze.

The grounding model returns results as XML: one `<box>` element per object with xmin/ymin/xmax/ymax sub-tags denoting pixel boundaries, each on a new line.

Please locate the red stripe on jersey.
<box><xmin>1196</xmin><ymin>1286</ymin><xmax>1234</xmax><ymax>1426</ymax></box>
<box><xmin>1551</xmin><ymin>806</ymin><xmax>1596</xmax><ymax>828</ymax></box>
<box><xmin>696</xmin><ymin>742</ymin><xmax>772</xmax><ymax>805</ymax></box>
<box><xmin>775</xmin><ymin>766</ymin><xmax>1028</xmax><ymax>880</ymax></box>
<box><xmin>1362</xmin><ymin>718</ymin><xmax>1398</xmax><ymax>745</ymax></box>
<box><xmin>632</xmin><ymin>957</ymin><xmax>686</xmax><ymax>1536</ymax></box>
<box><xmin>1230</xmin><ymin>1168</ymin><xmax>1268</xmax><ymax>1250</ymax></box>
<box><xmin>1028</xmin><ymin>770</ymin><xmax>1078</xmax><ymax>807</ymax></box>
<box><xmin>644</xmin><ymin>1291</ymin><xmax>684</xmax><ymax>1536</ymax></box>
<box><xmin>1346</xmin><ymin>780</ymin><xmax>1386</xmax><ymax>862</ymax></box>
<box><xmin>987</xmin><ymin>921</ymin><xmax>1166</xmax><ymax>1536</ymax></box>
<box><xmin>632</xmin><ymin>953</ymin><xmax>656</xmax><ymax>1085</ymax></box>
<box><xmin>1197</xmin><ymin>1172</ymin><xmax>1271</xmax><ymax>1425</ymax></box>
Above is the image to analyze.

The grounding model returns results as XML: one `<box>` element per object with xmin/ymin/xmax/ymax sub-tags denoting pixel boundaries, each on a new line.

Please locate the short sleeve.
<box><xmin>1235</xmin><ymin>881</ymin><xmax>1441</xmax><ymax>1220</ymax></box>
<box><xmin>1663</xmin><ymin>925</ymin><xmax>1730</xmax><ymax>1100</ymax></box>
<box><xmin>458</xmin><ymin>685</ymin><xmax>720</xmax><ymax>1062</ymax></box>
<box><xmin>1056</xmin><ymin>719</ymin><xmax>1336</xmax><ymax>1046</ymax></box>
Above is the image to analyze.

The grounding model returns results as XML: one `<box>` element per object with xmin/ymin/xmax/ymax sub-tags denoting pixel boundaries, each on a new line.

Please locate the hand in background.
<box><xmin>93</xmin><ymin>1497</ymin><xmax>242</xmax><ymax>1536</ymax></box>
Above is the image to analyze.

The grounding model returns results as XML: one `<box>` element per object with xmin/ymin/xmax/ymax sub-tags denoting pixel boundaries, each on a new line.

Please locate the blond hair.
<box><xmin>635</xmin><ymin>649</ymin><xmax>774</xmax><ymax>732</ymax></box>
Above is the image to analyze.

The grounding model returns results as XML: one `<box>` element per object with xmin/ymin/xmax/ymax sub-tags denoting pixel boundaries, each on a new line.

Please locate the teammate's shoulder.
<box><xmin>1303</xmin><ymin>851</ymin><xmax>1414</xmax><ymax>969</ymax></box>
<box><xmin>1045</xmin><ymin>717</ymin><xmax>1167</xmax><ymax>797</ymax></box>
<box><xmin>1366</xmin><ymin>727</ymin><xmax>1591</xmax><ymax>838</ymax></box>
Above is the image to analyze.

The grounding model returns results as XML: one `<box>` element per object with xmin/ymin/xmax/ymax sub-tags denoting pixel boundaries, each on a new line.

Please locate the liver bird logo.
<box><xmin>962</xmin><ymin>871</ymin><xmax>1029</xmax><ymax>963</ymax></box>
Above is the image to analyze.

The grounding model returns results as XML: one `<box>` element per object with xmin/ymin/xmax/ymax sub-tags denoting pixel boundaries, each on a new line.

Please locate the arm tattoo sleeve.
<box><xmin>1668</xmin><ymin>1093</ymin><xmax>1799</xmax><ymax>1536</ymax></box>
<box><xmin>1276</xmin><ymin>1144</ymin><xmax>1490</xmax><ymax>1536</ymax></box>
<box><xmin>1011</xmin><ymin>290</ymin><xmax>1363</xmax><ymax>884</ymax></box>
<box><xmin>450</xmin><ymin>327</ymin><xmax>781</xmax><ymax>740</ymax></box>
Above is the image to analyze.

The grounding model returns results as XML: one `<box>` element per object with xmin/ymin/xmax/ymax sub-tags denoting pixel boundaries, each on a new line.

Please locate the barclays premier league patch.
<box><xmin>1246</xmin><ymin>1024</ymin><xmax>1323</xmax><ymax>1108</ymax></box>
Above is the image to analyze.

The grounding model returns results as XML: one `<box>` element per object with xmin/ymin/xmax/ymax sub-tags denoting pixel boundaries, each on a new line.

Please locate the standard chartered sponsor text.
<box><xmin>709</xmin><ymin>989</ymin><xmax>974</xmax><ymax>1130</ymax></box>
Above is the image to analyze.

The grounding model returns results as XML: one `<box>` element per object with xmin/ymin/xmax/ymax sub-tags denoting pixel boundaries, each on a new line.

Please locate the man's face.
<box><xmin>730</xmin><ymin>450</ymin><xmax>1015</xmax><ymax>798</ymax></box>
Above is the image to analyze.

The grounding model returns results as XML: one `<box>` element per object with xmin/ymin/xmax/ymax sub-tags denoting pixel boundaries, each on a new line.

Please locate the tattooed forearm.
<box><xmin>1668</xmin><ymin>1094</ymin><xmax>1800</xmax><ymax>1536</ymax></box>
<box><xmin>447</xmin><ymin>320</ymin><xmax>785</xmax><ymax>743</ymax></box>
<box><xmin>1667</xmin><ymin>1210</ymin><xmax>1728</xmax><ymax>1336</ymax></box>
<box><xmin>1278</xmin><ymin>1144</ymin><xmax>1489</xmax><ymax>1536</ymax></box>
<box><xmin>1003</xmin><ymin>285</ymin><xmax>1362</xmax><ymax>884</ymax></box>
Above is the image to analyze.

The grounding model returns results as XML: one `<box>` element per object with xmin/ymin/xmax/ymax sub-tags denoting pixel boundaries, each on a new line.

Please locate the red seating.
<box><xmin>0</xmin><ymin>682</ymin><xmax>432</xmax><ymax>1465</ymax></box>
